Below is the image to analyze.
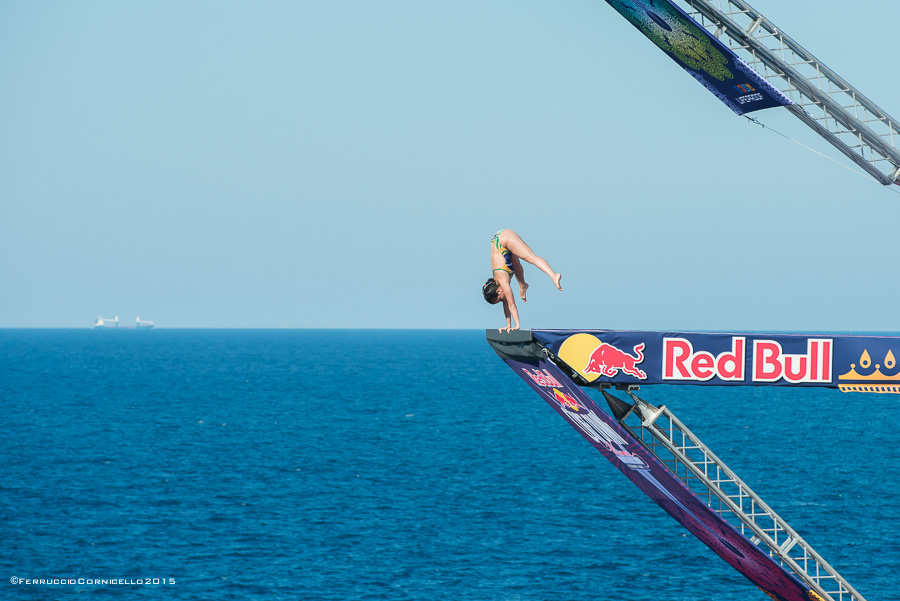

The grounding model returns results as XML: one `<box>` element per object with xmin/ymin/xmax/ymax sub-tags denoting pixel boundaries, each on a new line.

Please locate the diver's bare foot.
<box><xmin>554</xmin><ymin>273</ymin><xmax>563</xmax><ymax>290</ymax></box>
<box><xmin>520</xmin><ymin>282</ymin><xmax>529</xmax><ymax>301</ymax></box>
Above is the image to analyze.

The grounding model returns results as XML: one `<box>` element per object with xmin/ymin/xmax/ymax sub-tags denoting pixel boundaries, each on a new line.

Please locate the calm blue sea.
<box><xmin>1</xmin><ymin>330</ymin><xmax>896</xmax><ymax>600</ymax></box>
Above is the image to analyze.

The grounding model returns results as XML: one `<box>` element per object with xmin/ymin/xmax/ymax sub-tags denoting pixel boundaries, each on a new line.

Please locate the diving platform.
<box><xmin>488</xmin><ymin>328</ymin><xmax>900</xmax><ymax>394</ymax></box>
<box><xmin>485</xmin><ymin>328</ymin><xmax>890</xmax><ymax>601</ymax></box>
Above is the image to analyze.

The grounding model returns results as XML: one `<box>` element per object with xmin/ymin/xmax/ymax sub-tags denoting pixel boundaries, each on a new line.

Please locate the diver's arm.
<box><xmin>499</xmin><ymin>300</ymin><xmax>512</xmax><ymax>332</ymax></box>
<box><xmin>501</xmin><ymin>289</ymin><xmax>520</xmax><ymax>331</ymax></box>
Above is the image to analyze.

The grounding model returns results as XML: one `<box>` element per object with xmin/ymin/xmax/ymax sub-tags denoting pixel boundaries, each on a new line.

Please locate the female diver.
<box><xmin>483</xmin><ymin>229</ymin><xmax>562</xmax><ymax>332</ymax></box>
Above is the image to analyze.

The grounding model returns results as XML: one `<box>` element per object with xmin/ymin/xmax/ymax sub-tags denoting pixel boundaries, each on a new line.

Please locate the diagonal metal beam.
<box><xmin>675</xmin><ymin>0</ymin><xmax>900</xmax><ymax>185</ymax></box>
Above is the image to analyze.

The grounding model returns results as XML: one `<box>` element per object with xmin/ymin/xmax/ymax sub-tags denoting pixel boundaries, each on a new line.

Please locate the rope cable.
<box><xmin>743</xmin><ymin>115</ymin><xmax>900</xmax><ymax>196</ymax></box>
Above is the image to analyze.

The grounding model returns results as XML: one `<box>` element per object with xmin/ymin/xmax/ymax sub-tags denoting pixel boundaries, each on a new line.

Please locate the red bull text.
<box><xmin>522</xmin><ymin>368</ymin><xmax>563</xmax><ymax>388</ymax></box>
<box><xmin>664</xmin><ymin>337</ymin><xmax>833</xmax><ymax>384</ymax></box>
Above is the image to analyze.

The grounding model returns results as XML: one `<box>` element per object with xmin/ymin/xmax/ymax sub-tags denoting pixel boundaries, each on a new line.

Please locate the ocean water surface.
<box><xmin>1</xmin><ymin>329</ymin><xmax>896</xmax><ymax>600</ymax></box>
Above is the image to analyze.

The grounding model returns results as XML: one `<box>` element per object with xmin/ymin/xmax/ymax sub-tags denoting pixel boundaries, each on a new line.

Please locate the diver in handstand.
<box><xmin>482</xmin><ymin>229</ymin><xmax>562</xmax><ymax>332</ymax></box>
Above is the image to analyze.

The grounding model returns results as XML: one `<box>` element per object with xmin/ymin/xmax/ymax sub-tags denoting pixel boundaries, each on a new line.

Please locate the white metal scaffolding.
<box><xmin>603</xmin><ymin>389</ymin><xmax>867</xmax><ymax>601</ymax></box>
<box><xmin>672</xmin><ymin>0</ymin><xmax>900</xmax><ymax>185</ymax></box>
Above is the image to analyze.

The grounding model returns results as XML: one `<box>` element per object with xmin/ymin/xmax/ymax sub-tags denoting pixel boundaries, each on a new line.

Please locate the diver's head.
<box><xmin>482</xmin><ymin>278</ymin><xmax>500</xmax><ymax>304</ymax></box>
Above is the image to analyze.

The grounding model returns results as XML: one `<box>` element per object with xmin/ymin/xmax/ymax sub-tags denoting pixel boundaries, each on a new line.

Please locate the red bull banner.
<box><xmin>530</xmin><ymin>329</ymin><xmax>900</xmax><ymax>394</ymax></box>
<box><xmin>499</xmin><ymin>353</ymin><xmax>823</xmax><ymax>601</ymax></box>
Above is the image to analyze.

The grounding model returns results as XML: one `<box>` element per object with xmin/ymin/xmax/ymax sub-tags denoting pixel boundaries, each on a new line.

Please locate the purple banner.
<box><xmin>532</xmin><ymin>329</ymin><xmax>900</xmax><ymax>394</ymax></box>
<box><xmin>503</xmin><ymin>354</ymin><xmax>820</xmax><ymax>601</ymax></box>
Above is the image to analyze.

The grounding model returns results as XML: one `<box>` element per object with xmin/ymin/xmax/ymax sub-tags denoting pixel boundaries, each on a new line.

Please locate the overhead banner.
<box><xmin>531</xmin><ymin>329</ymin><xmax>900</xmax><ymax>394</ymax></box>
<box><xmin>606</xmin><ymin>0</ymin><xmax>792</xmax><ymax>115</ymax></box>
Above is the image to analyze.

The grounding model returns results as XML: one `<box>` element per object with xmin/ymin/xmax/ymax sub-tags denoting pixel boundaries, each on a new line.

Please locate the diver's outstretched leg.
<box><xmin>501</xmin><ymin>229</ymin><xmax>562</xmax><ymax>291</ymax></box>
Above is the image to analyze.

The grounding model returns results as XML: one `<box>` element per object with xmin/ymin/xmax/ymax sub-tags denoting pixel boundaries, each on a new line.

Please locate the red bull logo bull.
<box><xmin>553</xmin><ymin>388</ymin><xmax>584</xmax><ymax>412</ymax></box>
<box><xmin>584</xmin><ymin>342</ymin><xmax>647</xmax><ymax>380</ymax></box>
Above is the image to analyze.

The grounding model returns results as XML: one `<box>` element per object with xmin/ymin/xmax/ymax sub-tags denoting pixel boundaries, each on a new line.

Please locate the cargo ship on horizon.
<box><xmin>93</xmin><ymin>316</ymin><xmax>155</xmax><ymax>329</ymax></box>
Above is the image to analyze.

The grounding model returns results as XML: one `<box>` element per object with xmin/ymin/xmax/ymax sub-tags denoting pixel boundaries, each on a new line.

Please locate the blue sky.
<box><xmin>2</xmin><ymin>0</ymin><xmax>898</xmax><ymax>330</ymax></box>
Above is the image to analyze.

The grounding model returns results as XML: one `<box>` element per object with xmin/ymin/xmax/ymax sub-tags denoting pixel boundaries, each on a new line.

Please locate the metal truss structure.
<box><xmin>673</xmin><ymin>0</ymin><xmax>900</xmax><ymax>186</ymax></box>
<box><xmin>605</xmin><ymin>389</ymin><xmax>867</xmax><ymax>601</ymax></box>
